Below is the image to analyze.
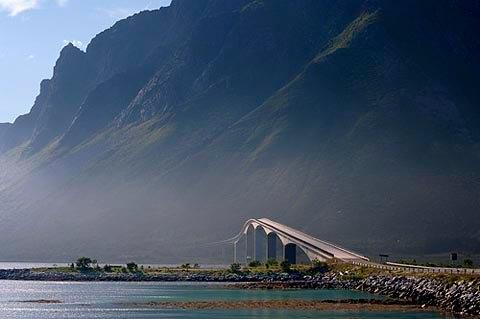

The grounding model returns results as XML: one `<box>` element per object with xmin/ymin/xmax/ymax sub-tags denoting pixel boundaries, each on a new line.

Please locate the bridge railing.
<box><xmin>350</xmin><ymin>260</ymin><xmax>480</xmax><ymax>275</ymax></box>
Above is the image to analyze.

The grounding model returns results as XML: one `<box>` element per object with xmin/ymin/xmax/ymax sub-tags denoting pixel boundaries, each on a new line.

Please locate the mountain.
<box><xmin>0</xmin><ymin>0</ymin><xmax>479</xmax><ymax>262</ymax></box>
<box><xmin>0</xmin><ymin>123</ymin><xmax>10</xmax><ymax>142</ymax></box>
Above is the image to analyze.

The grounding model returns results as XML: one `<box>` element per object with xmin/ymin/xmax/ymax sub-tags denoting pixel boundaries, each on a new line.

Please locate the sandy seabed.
<box><xmin>122</xmin><ymin>299</ymin><xmax>438</xmax><ymax>313</ymax></box>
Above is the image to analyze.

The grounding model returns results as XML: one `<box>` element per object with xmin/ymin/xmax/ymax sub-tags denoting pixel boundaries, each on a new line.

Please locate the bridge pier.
<box><xmin>233</xmin><ymin>241</ymin><xmax>238</xmax><ymax>263</ymax></box>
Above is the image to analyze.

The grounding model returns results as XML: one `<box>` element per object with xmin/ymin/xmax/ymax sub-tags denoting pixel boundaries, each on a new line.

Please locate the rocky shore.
<box><xmin>236</xmin><ymin>273</ymin><xmax>480</xmax><ymax>317</ymax></box>
<box><xmin>0</xmin><ymin>269</ymin><xmax>275</xmax><ymax>282</ymax></box>
<box><xmin>0</xmin><ymin>268</ymin><xmax>478</xmax><ymax>316</ymax></box>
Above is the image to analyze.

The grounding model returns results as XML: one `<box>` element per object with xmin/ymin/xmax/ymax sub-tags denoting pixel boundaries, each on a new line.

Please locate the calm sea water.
<box><xmin>0</xmin><ymin>281</ymin><xmax>447</xmax><ymax>319</ymax></box>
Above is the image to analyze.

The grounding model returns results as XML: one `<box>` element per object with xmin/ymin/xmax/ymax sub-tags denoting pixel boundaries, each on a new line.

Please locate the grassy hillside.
<box><xmin>0</xmin><ymin>0</ymin><xmax>479</xmax><ymax>262</ymax></box>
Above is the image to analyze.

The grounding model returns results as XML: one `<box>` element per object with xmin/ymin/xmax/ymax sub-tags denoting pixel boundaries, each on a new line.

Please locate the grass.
<box><xmin>27</xmin><ymin>262</ymin><xmax>480</xmax><ymax>285</ymax></box>
<box><xmin>314</xmin><ymin>10</ymin><xmax>378</xmax><ymax>62</ymax></box>
<box><xmin>31</xmin><ymin>267</ymin><xmax>78</xmax><ymax>274</ymax></box>
<box><xmin>327</xmin><ymin>262</ymin><xmax>480</xmax><ymax>283</ymax></box>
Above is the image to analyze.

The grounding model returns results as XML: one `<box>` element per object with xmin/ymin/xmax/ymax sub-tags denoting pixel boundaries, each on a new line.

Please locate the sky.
<box><xmin>0</xmin><ymin>0</ymin><xmax>172</xmax><ymax>123</ymax></box>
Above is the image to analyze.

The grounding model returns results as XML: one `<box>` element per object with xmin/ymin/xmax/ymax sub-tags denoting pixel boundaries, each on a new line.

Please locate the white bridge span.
<box><xmin>225</xmin><ymin>218</ymin><xmax>369</xmax><ymax>264</ymax></box>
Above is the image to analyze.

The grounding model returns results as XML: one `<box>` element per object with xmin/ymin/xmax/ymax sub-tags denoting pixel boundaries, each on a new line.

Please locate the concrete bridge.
<box><xmin>225</xmin><ymin>218</ymin><xmax>369</xmax><ymax>264</ymax></box>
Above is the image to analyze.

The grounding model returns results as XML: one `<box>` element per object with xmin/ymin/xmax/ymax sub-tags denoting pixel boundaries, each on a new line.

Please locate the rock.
<box><xmin>0</xmin><ymin>268</ymin><xmax>478</xmax><ymax>316</ymax></box>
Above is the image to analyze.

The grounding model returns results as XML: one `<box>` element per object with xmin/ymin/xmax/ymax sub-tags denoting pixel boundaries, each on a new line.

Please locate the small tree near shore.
<box><xmin>280</xmin><ymin>260</ymin><xmax>291</xmax><ymax>273</ymax></box>
<box><xmin>126</xmin><ymin>262</ymin><xmax>139</xmax><ymax>273</ymax></box>
<box><xmin>463</xmin><ymin>259</ymin><xmax>474</xmax><ymax>268</ymax></box>
<box><xmin>230</xmin><ymin>263</ymin><xmax>242</xmax><ymax>273</ymax></box>
<box><xmin>76</xmin><ymin>257</ymin><xmax>93</xmax><ymax>271</ymax></box>
<box><xmin>248</xmin><ymin>260</ymin><xmax>262</xmax><ymax>268</ymax></box>
<box><xmin>309</xmin><ymin>259</ymin><xmax>330</xmax><ymax>274</ymax></box>
<box><xmin>266</xmin><ymin>259</ymin><xmax>279</xmax><ymax>267</ymax></box>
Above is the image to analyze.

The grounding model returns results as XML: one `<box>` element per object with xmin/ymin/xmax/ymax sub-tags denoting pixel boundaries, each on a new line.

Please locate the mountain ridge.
<box><xmin>0</xmin><ymin>0</ymin><xmax>479</xmax><ymax>262</ymax></box>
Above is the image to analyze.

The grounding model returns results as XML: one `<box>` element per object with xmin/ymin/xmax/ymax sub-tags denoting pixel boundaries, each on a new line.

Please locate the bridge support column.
<box><xmin>233</xmin><ymin>241</ymin><xmax>237</xmax><ymax>263</ymax></box>
<box><xmin>245</xmin><ymin>231</ymin><xmax>250</xmax><ymax>264</ymax></box>
<box><xmin>284</xmin><ymin>243</ymin><xmax>297</xmax><ymax>264</ymax></box>
<box><xmin>245</xmin><ymin>235</ymin><xmax>248</xmax><ymax>264</ymax></box>
<box><xmin>267</xmin><ymin>233</ymin><xmax>277</xmax><ymax>261</ymax></box>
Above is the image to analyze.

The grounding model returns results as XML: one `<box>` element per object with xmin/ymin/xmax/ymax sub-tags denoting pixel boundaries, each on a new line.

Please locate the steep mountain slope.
<box><xmin>0</xmin><ymin>123</ymin><xmax>10</xmax><ymax>140</ymax></box>
<box><xmin>0</xmin><ymin>0</ymin><xmax>479</xmax><ymax>262</ymax></box>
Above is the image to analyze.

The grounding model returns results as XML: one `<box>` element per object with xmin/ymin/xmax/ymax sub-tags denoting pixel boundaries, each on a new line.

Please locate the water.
<box><xmin>0</xmin><ymin>281</ymin><xmax>445</xmax><ymax>319</ymax></box>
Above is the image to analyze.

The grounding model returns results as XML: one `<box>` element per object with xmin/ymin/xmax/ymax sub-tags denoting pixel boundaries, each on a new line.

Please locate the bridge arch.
<box><xmin>254</xmin><ymin>226</ymin><xmax>267</xmax><ymax>262</ymax></box>
<box><xmin>245</xmin><ymin>224</ymin><xmax>255</xmax><ymax>263</ymax></box>
<box><xmin>266</xmin><ymin>232</ymin><xmax>283</xmax><ymax>261</ymax></box>
<box><xmin>284</xmin><ymin>243</ymin><xmax>297</xmax><ymax>264</ymax></box>
<box><xmin>230</xmin><ymin>218</ymin><xmax>369</xmax><ymax>265</ymax></box>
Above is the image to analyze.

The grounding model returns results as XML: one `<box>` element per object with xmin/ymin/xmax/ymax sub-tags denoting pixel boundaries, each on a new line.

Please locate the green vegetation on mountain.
<box><xmin>0</xmin><ymin>0</ymin><xmax>479</xmax><ymax>262</ymax></box>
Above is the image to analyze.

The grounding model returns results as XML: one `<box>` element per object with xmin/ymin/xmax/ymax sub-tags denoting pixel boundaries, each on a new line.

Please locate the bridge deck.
<box><xmin>256</xmin><ymin>218</ymin><xmax>369</xmax><ymax>261</ymax></box>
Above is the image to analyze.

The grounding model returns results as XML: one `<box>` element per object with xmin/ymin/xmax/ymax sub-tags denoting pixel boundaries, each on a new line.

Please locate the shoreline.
<box><xmin>1</xmin><ymin>267</ymin><xmax>479</xmax><ymax>316</ymax></box>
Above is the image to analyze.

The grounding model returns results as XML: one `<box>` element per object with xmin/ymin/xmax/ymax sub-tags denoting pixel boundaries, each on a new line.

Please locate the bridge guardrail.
<box><xmin>350</xmin><ymin>260</ymin><xmax>480</xmax><ymax>275</ymax></box>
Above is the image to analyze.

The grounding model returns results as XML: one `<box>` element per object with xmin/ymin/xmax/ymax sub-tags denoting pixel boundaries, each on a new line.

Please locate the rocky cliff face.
<box><xmin>0</xmin><ymin>0</ymin><xmax>479</xmax><ymax>262</ymax></box>
<box><xmin>0</xmin><ymin>123</ymin><xmax>11</xmax><ymax>141</ymax></box>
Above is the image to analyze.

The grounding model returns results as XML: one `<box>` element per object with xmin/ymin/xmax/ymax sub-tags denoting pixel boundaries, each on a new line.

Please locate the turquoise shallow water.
<box><xmin>0</xmin><ymin>281</ymin><xmax>446</xmax><ymax>318</ymax></box>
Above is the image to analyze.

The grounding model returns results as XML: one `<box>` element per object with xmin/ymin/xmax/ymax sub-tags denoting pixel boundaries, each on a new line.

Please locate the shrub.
<box><xmin>103</xmin><ymin>264</ymin><xmax>113</xmax><ymax>272</ymax></box>
<box><xmin>230</xmin><ymin>263</ymin><xmax>242</xmax><ymax>273</ymax></box>
<box><xmin>126</xmin><ymin>262</ymin><xmax>139</xmax><ymax>272</ymax></box>
<box><xmin>463</xmin><ymin>259</ymin><xmax>474</xmax><ymax>268</ymax></box>
<box><xmin>75</xmin><ymin>257</ymin><xmax>93</xmax><ymax>271</ymax></box>
<box><xmin>248</xmin><ymin>260</ymin><xmax>262</xmax><ymax>268</ymax></box>
<box><xmin>280</xmin><ymin>260</ymin><xmax>291</xmax><ymax>273</ymax></box>
<box><xmin>309</xmin><ymin>259</ymin><xmax>330</xmax><ymax>274</ymax></box>
<box><xmin>266</xmin><ymin>259</ymin><xmax>279</xmax><ymax>267</ymax></box>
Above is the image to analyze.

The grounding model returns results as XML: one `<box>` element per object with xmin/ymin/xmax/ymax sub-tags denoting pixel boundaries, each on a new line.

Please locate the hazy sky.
<box><xmin>0</xmin><ymin>0</ymin><xmax>171</xmax><ymax>123</ymax></box>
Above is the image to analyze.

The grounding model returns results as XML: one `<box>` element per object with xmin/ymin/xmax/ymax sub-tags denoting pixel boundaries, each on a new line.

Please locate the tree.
<box><xmin>309</xmin><ymin>259</ymin><xmax>330</xmax><ymax>274</ymax></box>
<box><xmin>266</xmin><ymin>259</ymin><xmax>278</xmax><ymax>267</ymax></box>
<box><xmin>193</xmin><ymin>263</ymin><xmax>200</xmax><ymax>269</ymax></box>
<box><xmin>280</xmin><ymin>260</ymin><xmax>291</xmax><ymax>273</ymax></box>
<box><xmin>181</xmin><ymin>263</ymin><xmax>191</xmax><ymax>271</ymax></box>
<box><xmin>103</xmin><ymin>264</ymin><xmax>113</xmax><ymax>272</ymax></box>
<box><xmin>76</xmin><ymin>257</ymin><xmax>93</xmax><ymax>271</ymax></box>
<box><xmin>70</xmin><ymin>263</ymin><xmax>75</xmax><ymax>270</ymax></box>
<box><xmin>126</xmin><ymin>262</ymin><xmax>139</xmax><ymax>272</ymax></box>
<box><xmin>230</xmin><ymin>263</ymin><xmax>242</xmax><ymax>273</ymax></box>
<box><xmin>463</xmin><ymin>259</ymin><xmax>474</xmax><ymax>268</ymax></box>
